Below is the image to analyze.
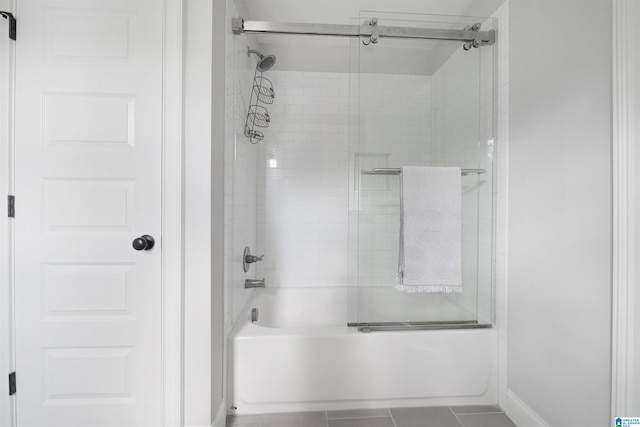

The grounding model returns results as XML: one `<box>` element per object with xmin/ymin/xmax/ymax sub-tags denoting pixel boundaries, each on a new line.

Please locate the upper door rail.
<box><xmin>232</xmin><ymin>18</ymin><xmax>495</xmax><ymax>47</ymax></box>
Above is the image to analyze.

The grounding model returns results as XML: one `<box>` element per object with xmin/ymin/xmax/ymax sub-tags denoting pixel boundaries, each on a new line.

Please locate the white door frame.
<box><xmin>161</xmin><ymin>0</ymin><xmax>184</xmax><ymax>425</ymax></box>
<box><xmin>0</xmin><ymin>0</ymin><xmax>16</xmax><ymax>424</ymax></box>
<box><xmin>612</xmin><ymin>0</ymin><xmax>640</xmax><ymax>419</ymax></box>
<box><xmin>0</xmin><ymin>0</ymin><xmax>185</xmax><ymax>425</ymax></box>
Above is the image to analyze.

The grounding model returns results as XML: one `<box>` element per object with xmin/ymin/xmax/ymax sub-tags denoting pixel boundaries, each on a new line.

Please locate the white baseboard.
<box><xmin>505</xmin><ymin>390</ymin><xmax>549</xmax><ymax>427</ymax></box>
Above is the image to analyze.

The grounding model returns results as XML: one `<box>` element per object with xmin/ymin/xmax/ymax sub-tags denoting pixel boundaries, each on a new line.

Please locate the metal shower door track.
<box><xmin>349</xmin><ymin>321</ymin><xmax>493</xmax><ymax>333</ymax></box>
<box><xmin>232</xmin><ymin>18</ymin><xmax>495</xmax><ymax>46</ymax></box>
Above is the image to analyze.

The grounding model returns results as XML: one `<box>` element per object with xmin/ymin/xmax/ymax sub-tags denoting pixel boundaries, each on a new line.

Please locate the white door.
<box><xmin>13</xmin><ymin>1</ymin><xmax>163</xmax><ymax>426</ymax></box>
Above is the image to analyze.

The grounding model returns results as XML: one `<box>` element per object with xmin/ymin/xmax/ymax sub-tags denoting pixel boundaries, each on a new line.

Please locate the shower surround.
<box><xmin>226</xmin><ymin>1</ymin><xmax>510</xmax><ymax>415</ymax></box>
<box><xmin>254</xmin><ymin>62</ymin><xmax>493</xmax><ymax>324</ymax></box>
<box><xmin>256</xmin><ymin>71</ymin><xmax>429</xmax><ymax>289</ymax></box>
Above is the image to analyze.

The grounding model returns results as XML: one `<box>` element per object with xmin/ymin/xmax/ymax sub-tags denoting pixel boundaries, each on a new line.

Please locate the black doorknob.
<box><xmin>132</xmin><ymin>235</ymin><xmax>155</xmax><ymax>251</ymax></box>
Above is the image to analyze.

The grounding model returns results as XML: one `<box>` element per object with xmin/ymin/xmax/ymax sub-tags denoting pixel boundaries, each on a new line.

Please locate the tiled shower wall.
<box><xmin>256</xmin><ymin>71</ymin><xmax>351</xmax><ymax>287</ymax></box>
<box><xmin>255</xmin><ymin>72</ymin><xmax>432</xmax><ymax>288</ymax></box>
<box><xmin>255</xmin><ymin>64</ymin><xmax>492</xmax><ymax>315</ymax></box>
<box><xmin>354</xmin><ymin>74</ymin><xmax>432</xmax><ymax>287</ymax></box>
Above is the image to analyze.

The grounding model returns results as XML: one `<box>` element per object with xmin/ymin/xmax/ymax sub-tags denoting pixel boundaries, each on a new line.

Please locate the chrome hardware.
<box><xmin>362</xmin><ymin>17</ymin><xmax>379</xmax><ymax>46</ymax></box>
<box><xmin>462</xmin><ymin>23</ymin><xmax>484</xmax><ymax>50</ymax></box>
<box><xmin>245</xmin><ymin>278</ymin><xmax>266</xmax><ymax>288</ymax></box>
<box><xmin>231</xmin><ymin>17</ymin><xmax>496</xmax><ymax>47</ymax></box>
<box><xmin>463</xmin><ymin>39</ymin><xmax>481</xmax><ymax>50</ymax></box>
<box><xmin>132</xmin><ymin>235</ymin><xmax>155</xmax><ymax>251</ymax></box>
<box><xmin>245</xmin><ymin>254</ymin><xmax>264</xmax><ymax>263</ymax></box>
<box><xmin>251</xmin><ymin>308</ymin><xmax>259</xmax><ymax>322</ymax></box>
<box><xmin>351</xmin><ymin>320</ymin><xmax>492</xmax><ymax>333</ymax></box>
<box><xmin>243</xmin><ymin>246</ymin><xmax>264</xmax><ymax>272</ymax></box>
<box><xmin>361</xmin><ymin>168</ymin><xmax>485</xmax><ymax>176</ymax></box>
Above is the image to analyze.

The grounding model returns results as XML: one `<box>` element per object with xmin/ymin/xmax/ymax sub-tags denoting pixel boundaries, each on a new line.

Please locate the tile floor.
<box><xmin>226</xmin><ymin>405</ymin><xmax>517</xmax><ymax>427</ymax></box>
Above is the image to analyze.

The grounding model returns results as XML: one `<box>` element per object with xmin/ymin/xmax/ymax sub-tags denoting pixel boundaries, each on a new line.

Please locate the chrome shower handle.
<box><xmin>243</xmin><ymin>246</ymin><xmax>264</xmax><ymax>272</ymax></box>
<box><xmin>245</xmin><ymin>254</ymin><xmax>264</xmax><ymax>264</ymax></box>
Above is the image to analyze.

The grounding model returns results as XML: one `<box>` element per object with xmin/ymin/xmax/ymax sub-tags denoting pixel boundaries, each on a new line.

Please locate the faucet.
<box><xmin>245</xmin><ymin>278</ymin><xmax>265</xmax><ymax>288</ymax></box>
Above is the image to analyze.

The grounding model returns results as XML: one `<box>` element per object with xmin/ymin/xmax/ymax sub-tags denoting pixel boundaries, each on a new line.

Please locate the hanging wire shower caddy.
<box><xmin>244</xmin><ymin>50</ymin><xmax>276</xmax><ymax>144</ymax></box>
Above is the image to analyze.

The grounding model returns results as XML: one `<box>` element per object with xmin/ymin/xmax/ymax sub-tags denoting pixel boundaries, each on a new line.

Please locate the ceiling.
<box><xmin>234</xmin><ymin>0</ymin><xmax>505</xmax><ymax>74</ymax></box>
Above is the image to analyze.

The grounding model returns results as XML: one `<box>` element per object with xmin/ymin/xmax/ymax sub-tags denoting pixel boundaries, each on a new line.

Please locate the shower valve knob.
<box><xmin>245</xmin><ymin>254</ymin><xmax>264</xmax><ymax>264</ymax></box>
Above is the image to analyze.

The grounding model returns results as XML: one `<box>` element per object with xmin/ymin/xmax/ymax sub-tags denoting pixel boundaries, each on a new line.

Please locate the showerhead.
<box><xmin>248</xmin><ymin>48</ymin><xmax>276</xmax><ymax>72</ymax></box>
<box><xmin>257</xmin><ymin>54</ymin><xmax>276</xmax><ymax>72</ymax></box>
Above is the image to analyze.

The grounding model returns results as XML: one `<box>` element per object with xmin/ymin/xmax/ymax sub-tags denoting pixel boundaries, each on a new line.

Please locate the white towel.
<box><xmin>396</xmin><ymin>166</ymin><xmax>462</xmax><ymax>293</ymax></box>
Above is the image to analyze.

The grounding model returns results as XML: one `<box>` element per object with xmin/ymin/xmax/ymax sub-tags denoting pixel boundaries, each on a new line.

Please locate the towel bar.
<box><xmin>361</xmin><ymin>168</ymin><xmax>486</xmax><ymax>176</ymax></box>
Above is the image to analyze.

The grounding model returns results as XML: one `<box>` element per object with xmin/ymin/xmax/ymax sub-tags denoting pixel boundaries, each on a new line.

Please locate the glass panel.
<box><xmin>348</xmin><ymin>11</ymin><xmax>496</xmax><ymax>326</ymax></box>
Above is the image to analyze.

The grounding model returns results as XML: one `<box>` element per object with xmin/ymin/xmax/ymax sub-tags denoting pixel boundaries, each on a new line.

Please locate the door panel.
<box><xmin>14</xmin><ymin>1</ymin><xmax>162</xmax><ymax>426</ymax></box>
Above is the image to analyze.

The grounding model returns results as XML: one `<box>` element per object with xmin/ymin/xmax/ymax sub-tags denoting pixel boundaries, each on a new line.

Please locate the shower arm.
<box><xmin>232</xmin><ymin>18</ymin><xmax>495</xmax><ymax>46</ymax></box>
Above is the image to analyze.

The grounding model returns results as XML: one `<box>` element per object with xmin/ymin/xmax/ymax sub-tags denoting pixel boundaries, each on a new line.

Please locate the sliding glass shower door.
<box><xmin>348</xmin><ymin>11</ymin><xmax>496</xmax><ymax>330</ymax></box>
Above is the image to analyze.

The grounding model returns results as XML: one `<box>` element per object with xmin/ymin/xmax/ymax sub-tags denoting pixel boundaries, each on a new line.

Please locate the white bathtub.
<box><xmin>228</xmin><ymin>287</ymin><xmax>498</xmax><ymax>415</ymax></box>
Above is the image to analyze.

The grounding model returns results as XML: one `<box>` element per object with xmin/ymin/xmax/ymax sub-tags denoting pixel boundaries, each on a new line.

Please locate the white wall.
<box><xmin>507</xmin><ymin>0</ymin><xmax>612</xmax><ymax>425</ymax></box>
<box><xmin>183</xmin><ymin>0</ymin><xmax>219</xmax><ymax>426</ymax></box>
<box><xmin>634</xmin><ymin>4</ymin><xmax>640</xmax><ymax>409</ymax></box>
<box><xmin>613</xmin><ymin>0</ymin><xmax>640</xmax><ymax>417</ymax></box>
<box><xmin>227</xmin><ymin>5</ymin><xmax>262</xmax><ymax>324</ymax></box>
<box><xmin>493</xmin><ymin>0</ymin><xmax>510</xmax><ymax>409</ymax></box>
<box><xmin>212</xmin><ymin>0</ymin><xmax>227</xmax><ymax>423</ymax></box>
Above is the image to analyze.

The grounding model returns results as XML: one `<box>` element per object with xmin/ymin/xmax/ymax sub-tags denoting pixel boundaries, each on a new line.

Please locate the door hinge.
<box><xmin>8</xmin><ymin>372</ymin><xmax>15</xmax><ymax>396</ymax></box>
<box><xmin>0</xmin><ymin>11</ymin><xmax>16</xmax><ymax>41</ymax></box>
<box><xmin>7</xmin><ymin>195</ymin><xmax>14</xmax><ymax>218</ymax></box>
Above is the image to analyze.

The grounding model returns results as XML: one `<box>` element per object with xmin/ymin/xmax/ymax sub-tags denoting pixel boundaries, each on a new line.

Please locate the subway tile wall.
<box><xmin>255</xmin><ymin>72</ymin><xmax>433</xmax><ymax>288</ymax></box>
<box><xmin>256</xmin><ymin>71</ymin><xmax>351</xmax><ymax>287</ymax></box>
<box><xmin>253</xmin><ymin>62</ymin><xmax>496</xmax><ymax>317</ymax></box>
<box><xmin>354</xmin><ymin>74</ymin><xmax>433</xmax><ymax>287</ymax></box>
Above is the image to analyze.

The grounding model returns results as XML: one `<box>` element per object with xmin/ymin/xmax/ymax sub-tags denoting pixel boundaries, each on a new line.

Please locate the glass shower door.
<box><xmin>348</xmin><ymin>11</ymin><xmax>496</xmax><ymax>330</ymax></box>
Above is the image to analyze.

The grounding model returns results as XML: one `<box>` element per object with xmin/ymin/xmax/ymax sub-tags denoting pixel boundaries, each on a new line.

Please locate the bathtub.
<box><xmin>228</xmin><ymin>287</ymin><xmax>497</xmax><ymax>415</ymax></box>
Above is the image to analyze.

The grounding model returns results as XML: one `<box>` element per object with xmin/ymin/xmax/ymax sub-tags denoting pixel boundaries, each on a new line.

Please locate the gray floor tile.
<box><xmin>328</xmin><ymin>417</ymin><xmax>395</xmax><ymax>427</ymax></box>
<box><xmin>456</xmin><ymin>413</ymin><xmax>517</xmax><ymax>427</ymax></box>
<box><xmin>450</xmin><ymin>406</ymin><xmax>502</xmax><ymax>415</ymax></box>
<box><xmin>226</xmin><ymin>414</ymin><xmax>261</xmax><ymax>427</ymax></box>
<box><xmin>260</xmin><ymin>411</ymin><xmax>327</xmax><ymax>427</ymax></box>
<box><xmin>391</xmin><ymin>406</ymin><xmax>463</xmax><ymax>427</ymax></box>
<box><xmin>328</xmin><ymin>409</ymin><xmax>391</xmax><ymax>419</ymax></box>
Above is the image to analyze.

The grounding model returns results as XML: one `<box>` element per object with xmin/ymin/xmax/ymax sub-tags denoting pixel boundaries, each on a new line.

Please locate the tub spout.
<box><xmin>245</xmin><ymin>278</ymin><xmax>265</xmax><ymax>288</ymax></box>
